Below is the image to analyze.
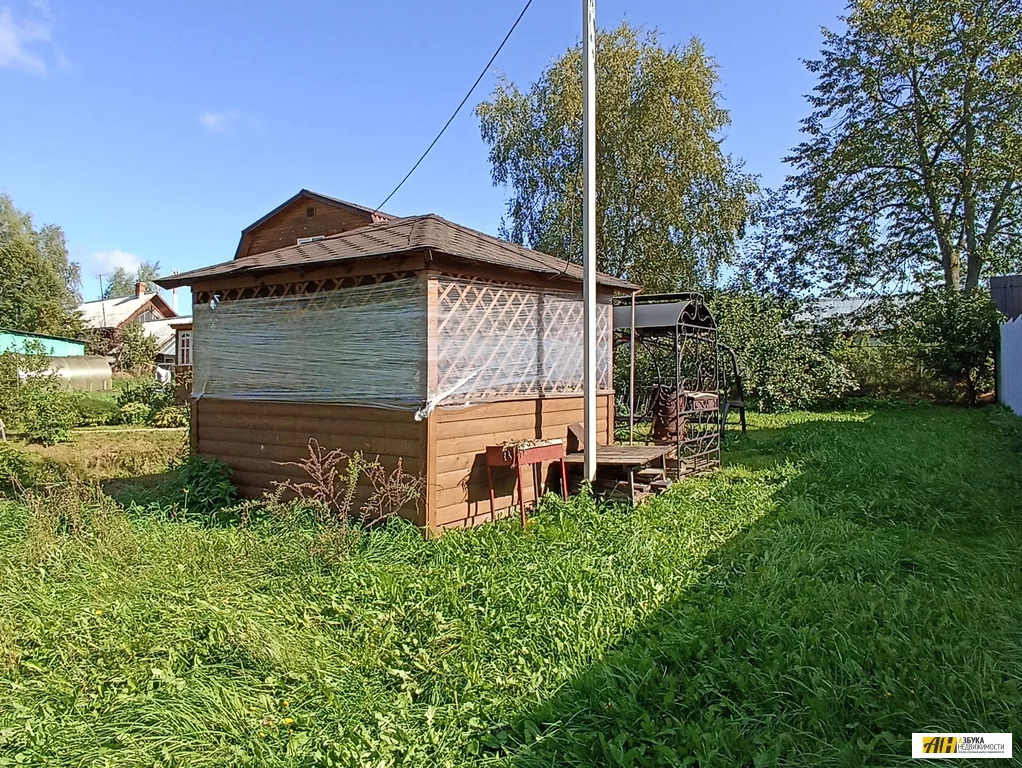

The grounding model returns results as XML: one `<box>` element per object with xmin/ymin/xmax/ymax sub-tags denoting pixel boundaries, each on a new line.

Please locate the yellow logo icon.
<box><xmin>922</xmin><ymin>736</ymin><xmax>958</xmax><ymax>754</ymax></box>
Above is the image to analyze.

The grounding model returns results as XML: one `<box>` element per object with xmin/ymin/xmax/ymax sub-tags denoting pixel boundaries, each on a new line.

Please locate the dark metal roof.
<box><xmin>612</xmin><ymin>296</ymin><xmax>716</xmax><ymax>332</ymax></box>
<box><xmin>159</xmin><ymin>214</ymin><xmax>639</xmax><ymax>291</ymax></box>
<box><xmin>0</xmin><ymin>327</ymin><xmax>85</xmax><ymax>344</ymax></box>
<box><xmin>991</xmin><ymin>275</ymin><xmax>1022</xmax><ymax>319</ymax></box>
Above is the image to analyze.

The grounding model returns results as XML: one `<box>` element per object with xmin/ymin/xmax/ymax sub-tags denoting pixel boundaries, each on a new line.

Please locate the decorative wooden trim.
<box><xmin>424</xmin><ymin>271</ymin><xmax>440</xmax><ymax>397</ymax></box>
<box><xmin>429</xmin><ymin>254</ymin><xmax>627</xmax><ymax>296</ymax></box>
<box><xmin>194</xmin><ymin>270</ymin><xmax>417</xmax><ymax>305</ymax></box>
<box><xmin>189</xmin><ymin>253</ymin><xmax>428</xmax><ymax>297</ymax></box>
<box><xmin>119</xmin><ymin>295</ymin><xmax>177</xmax><ymax>328</ymax></box>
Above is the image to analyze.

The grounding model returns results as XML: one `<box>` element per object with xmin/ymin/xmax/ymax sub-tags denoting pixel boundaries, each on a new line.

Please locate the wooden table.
<box><xmin>562</xmin><ymin>444</ymin><xmax>673</xmax><ymax>504</ymax></box>
<box><xmin>486</xmin><ymin>440</ymin><xmax>569</xmax><ymax>527</ymax></box>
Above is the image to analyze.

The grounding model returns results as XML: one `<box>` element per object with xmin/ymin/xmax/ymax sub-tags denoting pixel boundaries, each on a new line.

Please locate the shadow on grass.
<box><xmin>498</xmin><ymin>408</ymin><xmax>1022</xmax><ymax>767</ymax></box>
<box><xmin>101</xmin><ymin>472</ymin><xmax>175</xmax><ymax>506</ymax></box>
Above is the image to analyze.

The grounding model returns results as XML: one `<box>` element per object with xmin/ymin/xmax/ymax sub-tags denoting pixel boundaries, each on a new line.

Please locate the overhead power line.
<box><xmin>373</xmin><ymin>0</ymin><xmax>536</xmax><ymax>214</ymax></box>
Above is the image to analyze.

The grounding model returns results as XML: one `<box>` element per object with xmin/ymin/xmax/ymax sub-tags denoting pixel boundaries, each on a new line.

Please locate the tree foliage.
<box><xmin>0</xmin><ymin>342</ymin><xmax>77</xmax><ymax>444</ymax></box>
<box><xmin>903</xmin><ymin>286</ymin><xmax>1000</xmax><ymax>402</ymax></box>
<box><xmin>116</xmin><ymin>321</ymin><xmax>157</xmax><ymax>374</ymax></box>
<box><xmin>711</xmin><ymin>291</ymin><xmax>855</xmax><ymax>411</ymax></box>
<box><xmin>0</xmin><ymin>194</ymin><xmax>82</xmax><ymax>335</ymax></box>
<box><xmin>782</xmin><ymin>0</ymin><xmax>1022</xmax><ymax>292</ymax></box>
<box><xmin>477</xmin><ymin>24</ymin><xmax>756</xmax><ymax>291</ymax></box>
<box><xmin>102</xmin><ymin>261</ymin><xmax>162</xmax><ymax>299</ymax></box>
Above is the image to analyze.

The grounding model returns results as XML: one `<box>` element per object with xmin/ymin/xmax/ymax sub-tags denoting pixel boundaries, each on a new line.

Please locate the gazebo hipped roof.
<box><xmin>158</xmin><ymin>214</ymin><xmax>638</xmax><ymax>292</ymax></box>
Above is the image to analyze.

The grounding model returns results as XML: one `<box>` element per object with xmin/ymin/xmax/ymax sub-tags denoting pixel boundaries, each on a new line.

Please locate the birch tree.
<box><xmin>477</xmin><ymin>24</ymin><xmax>755</xmax><ymax>291</ymax></box>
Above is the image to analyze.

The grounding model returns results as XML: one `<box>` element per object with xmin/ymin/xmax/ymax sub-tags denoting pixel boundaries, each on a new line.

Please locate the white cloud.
<box><xmin>92</xmin><ymin>249</ymin><xmax>142</xmax><ymax>274</ymax></box>
<box><xmin>198</xmin><ymin>109</ymin><xmax>242</xmax><ymax>134</ymax></box>
<box><xmin>0</xmin><ymin>5</ymin><xmax>55</xmax><ymax>74</ymax></box>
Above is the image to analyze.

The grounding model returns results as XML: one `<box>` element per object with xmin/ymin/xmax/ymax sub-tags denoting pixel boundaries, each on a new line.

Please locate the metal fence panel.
<box><xmin>991</xmin><ymin>275</ymin><xmax>1022</xmax><ymax>320</ymax></box>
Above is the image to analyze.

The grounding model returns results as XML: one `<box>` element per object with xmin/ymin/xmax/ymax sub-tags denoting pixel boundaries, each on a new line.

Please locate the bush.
<box><xmin>711</xmin><ymin>291</ymin><xmax>854</xmax><ymax>411</ymax></box>
<box><xmin>26</xmin><ymin>391</ymin><xmax>78</xmax><ymax>445</ymax></box>
<box><xmin>903</xmin><ymin>287</ymin><xmax>1000</xmax><ymax>405</ymax></box>
<box><xmin>117</xmin><ymin>379</ymin><xmax>174</xmax><ymax>412</ymax></box>
<box><xmin>116</xmin><ymin>380</ymin><xmax>174</xmax><ymax>425</ymax></box>
<box><xmin>173</xmin><ymin>455</ymin><xmax>238</xmax><ymax>523</ymax></box>
<box><xmin>0</xmin><ymin>345</ymin><xmax>78</xmax><ymax>444</ymax></box>
<box><xmin>116</xmin><ymin>321</ymin><xmax>158</xmax><ymax>375</ymax></box>
<box><xmin>0</xmin><ymin>443</ymin><xmax>36</xmax><ymax>492</ymax></box>
<box><xmin>73</xmin><ymin>394</ymin><xmax>120</xmax><ymax>427</ymax></box>
<box><xmin>151</xmin><ymin>405</ymin><xmax>189</xmax><ymax>428</ymax></box>
<box><xmin>118</xmin><ymin>402</ymin><xmax>150</xmax><ymax>426</ymax></box>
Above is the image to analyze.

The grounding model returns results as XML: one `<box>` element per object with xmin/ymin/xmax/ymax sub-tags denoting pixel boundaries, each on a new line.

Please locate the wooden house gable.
<box><xmin>234</xmin><ymin>190</ymin><xmax>392</xmax><ymax>259</ymax></box>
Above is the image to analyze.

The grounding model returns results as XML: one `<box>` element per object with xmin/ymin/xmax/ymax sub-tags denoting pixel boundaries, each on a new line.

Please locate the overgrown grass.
<box><xmin>0</xmin><ymin>407</ymin><xmax>1019</xmax><ymax>766</ymax></box>
<box><xmin>17</xmin><ymin>426</ymin><xmax>185</xmax><ymax>485</ymax></box>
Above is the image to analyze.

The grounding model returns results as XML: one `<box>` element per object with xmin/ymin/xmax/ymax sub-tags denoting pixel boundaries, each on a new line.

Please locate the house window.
<box><xmin>138</xmin><ymin>308</ymin><xmax>158</xmax><ymax>323</ymax></box>
<box><xmin>178</xmin><ymin>331</ymin><xmax>192</xmax><ymax>366</ymax></box>
<box><xmin>306</xmin><ymin>205</ymin><xmax>315</xmax><ymax>217</ymax></box>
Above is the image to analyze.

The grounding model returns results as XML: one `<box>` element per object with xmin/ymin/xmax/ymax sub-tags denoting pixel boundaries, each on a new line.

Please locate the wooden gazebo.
<box><xmin>159</xmin><ymin>204</ymin><xmax>637</xmax><ymax>533</ymax></box>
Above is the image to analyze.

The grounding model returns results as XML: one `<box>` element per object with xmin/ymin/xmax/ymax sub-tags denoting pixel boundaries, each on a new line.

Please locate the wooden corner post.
<box><xmin>422</xmin><ymin>270</ymin><xmax>440</xmax><ymax>535</ymax></box>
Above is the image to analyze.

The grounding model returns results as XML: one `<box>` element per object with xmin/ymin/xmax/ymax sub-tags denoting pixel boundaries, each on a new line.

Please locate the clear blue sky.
<box><xmin>0</xmin><ymin>0</ymin><xmax>845</xmax><ymax>306</ymax></box>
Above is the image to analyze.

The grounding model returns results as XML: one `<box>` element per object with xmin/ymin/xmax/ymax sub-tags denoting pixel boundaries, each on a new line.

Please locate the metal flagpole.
<box><xmin>582</xmin><ymin>0</ymin><xmax>597</xmax><ymax>482</ymax></box>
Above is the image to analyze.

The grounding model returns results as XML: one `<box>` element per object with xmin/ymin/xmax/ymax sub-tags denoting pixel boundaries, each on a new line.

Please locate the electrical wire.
<box><xmin>372</xmin><ymin>0</ymin><xmax>536</xmax><ymax>214</ymax></box>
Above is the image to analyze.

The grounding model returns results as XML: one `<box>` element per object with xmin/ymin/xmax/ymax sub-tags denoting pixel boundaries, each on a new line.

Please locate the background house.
<box><xmin>77</xmin><ymin>282</ymin><xmax>177</xmax><ymax>332</ymax></box>
<box><xmin>233</xmin><ymin>189</ymin><xmax>393</xmax><ymax>259</ymax></box>
<box><xmin>142</xmin><ymin>316</ymin><xmax>193</xmax><ymax>370</ymax></box>
<box><xmin>77</xmin><ymin>282</ymin><xmax>189</xmax><ymax>370</ymax></box>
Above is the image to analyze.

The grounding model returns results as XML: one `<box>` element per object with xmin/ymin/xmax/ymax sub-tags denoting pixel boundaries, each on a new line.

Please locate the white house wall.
<box><xmin>1000</xmin><ymin>317</ymin><xmax>1022</xmax><ymax>414</ymax></box>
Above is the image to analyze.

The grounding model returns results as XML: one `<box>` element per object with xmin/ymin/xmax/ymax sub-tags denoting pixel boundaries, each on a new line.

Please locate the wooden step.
<box><xmin>635</xmin><ymin>468</ymin><xmax>667</xmax><ymax>482</ymax></box>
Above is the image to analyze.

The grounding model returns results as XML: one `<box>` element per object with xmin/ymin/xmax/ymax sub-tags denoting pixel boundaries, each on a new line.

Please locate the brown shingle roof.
<box><xmin>158</xmin><ymin>214</ymin><xmax>638</xmax><ymax>291</ymax></box>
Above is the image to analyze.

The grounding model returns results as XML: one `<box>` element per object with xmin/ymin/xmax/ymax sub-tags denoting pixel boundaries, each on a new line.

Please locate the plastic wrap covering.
<box><xmin>433</xmin><ymin>277</ymin><xmax>613</xmax><ymax>406</ymax></box>
<box><xmin>193</xmin><ymin>278</ymin><xmax>426</xmax><ymax>408</ymax></box>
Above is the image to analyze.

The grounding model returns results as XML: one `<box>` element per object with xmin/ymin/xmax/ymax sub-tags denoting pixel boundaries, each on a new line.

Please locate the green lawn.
<box><xmin>0</xmin><ymin>407</ymin><xmax>1019</xmax><ymax>766</ymax></box>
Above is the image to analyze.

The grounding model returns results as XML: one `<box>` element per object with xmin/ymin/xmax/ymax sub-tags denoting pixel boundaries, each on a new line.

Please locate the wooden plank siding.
<box><xmin>194</xmin><ymin>398</ymin><xmax>426</xmax><ymax>527</ymax></box>
<box><xmin>432</xmin><ymin>393</ymin><xmax>614</xmax><ymax>530</ymax></box>
<box><xmin>239</xmin><ymin>198</ymin><xmax>377</xmax><ymax>258</ymax></box>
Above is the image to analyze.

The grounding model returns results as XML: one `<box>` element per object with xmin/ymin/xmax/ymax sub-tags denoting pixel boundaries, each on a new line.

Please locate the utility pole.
<box><xmin>582</xmin><ymin>0</ymin><xmax>597</xmax><ymax>482</ymax></box>
<box><xmin>97</xmin><ymin>274</ymin><xmax>108</xmax><ymax>327</ymax></box>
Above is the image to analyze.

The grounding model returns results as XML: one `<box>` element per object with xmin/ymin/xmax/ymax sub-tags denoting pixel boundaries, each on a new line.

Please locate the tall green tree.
<box><xmin>102</xmin><ymin>261</ymin><xmax>162</xmax><ymax>299</ymax></box>
<box><xmin>785</xmin><ymin>0</ymin><xmax>1022</xmax><ymax>292</ymax></box>
<box><xmin>477</xmin><ymin>24</ymin><xmax>756</xmax><ymax>291</ymax></box>
<box><xmin>0</xmin><ymin>194</ymin><xmax>82</xmax><ymax>335</ymax></box>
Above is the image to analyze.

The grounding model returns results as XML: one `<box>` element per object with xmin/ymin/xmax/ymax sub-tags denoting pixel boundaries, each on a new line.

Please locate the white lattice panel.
<box><xmin>434</xmin><ymin>276</ymin><xmax>612</xmax><ymax>402</ymax></box>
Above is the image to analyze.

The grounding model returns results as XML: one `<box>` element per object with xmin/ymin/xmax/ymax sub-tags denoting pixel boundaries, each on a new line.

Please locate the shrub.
<box><xmin>73</xmin><ymin>394</ymin><xmax>120</xmax><ymax>427</ymax></box>
<box><xmin>151</xmin><ymin>405</ymin><xmax>189</xmax><ymax>428</ymax></box>
<box><xmin>0</xmin><ymin>443</ymin><xmax>36</xmax><ymax>492</ymax></box>
<box><xmin>711</xmin><ymin>291</ymin><xmax>854</xmax><ymax>411</ymax></box>
<box><xmin>174</xmin><ymin>455</ymin><xmax>238</xmax><ymax>523</ymax></box>
<box><xmin>116</xmin><ymin>321</ymin><xmax>157</xmax><ymax>374</ymax></box>
<box><xmin>26</xmin><ymin>391</ymin><xmax>78</xmax><ymax>445</ymax></box>
<box><xmin>903</xmin><ymin>287</ymin><xmax>1000</xmax><ymax>405</ymax></box>
<box><xmin>117</xmin><ymin>379</ymin><xmax>174</xmax><ymax>414</ymax></box>
<box><xmin>118</xmin><ymin>402</ymin><xmax>150</xmax><ymax>426</ymax></box>
<box><xmin>0</xmin><ymin>344</ymin><xmax>78</xmax><ymax>443</ymax></box>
